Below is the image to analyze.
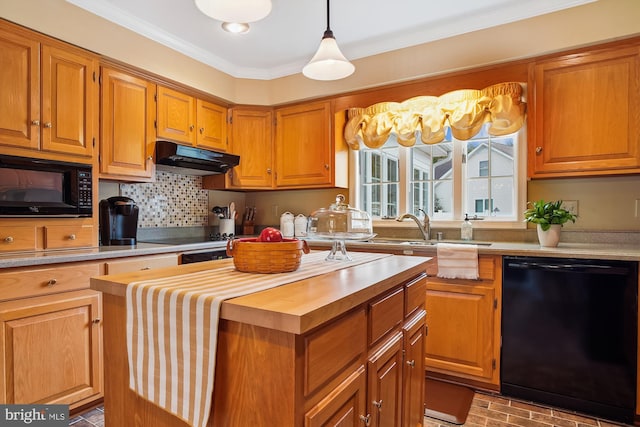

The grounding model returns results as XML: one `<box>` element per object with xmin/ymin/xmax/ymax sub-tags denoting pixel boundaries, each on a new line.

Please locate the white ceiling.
<box><xmin>65</xmin><ymin>0</ymin><xmax>595</xmax><ymax>80</ymax></box>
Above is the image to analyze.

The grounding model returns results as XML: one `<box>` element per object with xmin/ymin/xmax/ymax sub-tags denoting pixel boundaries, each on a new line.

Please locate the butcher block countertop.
<box><xmin>90</xmin><ymin>251</ymin><xmax>430</xmax><ymax>334</ymax></box>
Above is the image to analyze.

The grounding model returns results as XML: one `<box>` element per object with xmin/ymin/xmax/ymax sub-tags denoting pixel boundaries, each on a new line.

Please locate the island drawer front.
<box><xmin>426</xmin><ymin>256</ymin><xmax>495</xmax><ymax>281</ymax></box>
<box><xmin>0</xmin><ymin>226</ymin><xmax>36</xmax><ymax>252</ymax></box>
<box><xmin>405</xmin><ymin>274</ymin><xmax>427</xmax><ymax>317</ymax></box>
<box><xmin>104</xmin><ymin>254</ymin><xmax>179</xmax><ymax>274</ymax></box>
<box><xmin>368</xmin><ymin>286</ymin><xmax>404</xmax><ymax>347</ymax></box>
<box><xmin>304</xmin><ymin>308</ymin><xmax>366</xmax><ymax>397</ymax></box>
<box><xmin>44</xmin><ymin>225</ymin><xmax>94</xmax><ymax>249</ymax></box>
<box><xmin>0</xmin><ymin>262</ymin><xmax>101</xmax><ymax>302</ymax></box>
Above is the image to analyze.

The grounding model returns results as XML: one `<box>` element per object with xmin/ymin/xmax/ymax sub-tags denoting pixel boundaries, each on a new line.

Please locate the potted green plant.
<box><xmin>524</xmin><ymin>200</ymin><xmax>577</xmax><ymax>247</ymax></box>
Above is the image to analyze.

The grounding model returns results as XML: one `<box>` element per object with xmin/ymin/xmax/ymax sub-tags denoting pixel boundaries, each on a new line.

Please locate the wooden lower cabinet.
<box><xmin>0</xmin><ymin>289</ymin><xmax>102</xmax><ymax>410</ymax></box>
<box><xmin>368</xmin><ymin>333</ymin><xmax>403</xmax><ymax>427</ymax></box>
<box><xmin>424</xmin><ymin>255</ymin><xmax>502</xmax><ymax>388</ymax></box>
<box><xmin>403</xmin><ymin>311</ymin><xmax>426</xmax><ymax>427</ymax></box>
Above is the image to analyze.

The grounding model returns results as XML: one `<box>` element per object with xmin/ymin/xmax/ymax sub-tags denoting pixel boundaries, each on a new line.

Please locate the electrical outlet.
<box><xmin>635</xmin><ymin>199</ymin><xmax>640</xmax><ymax>218</ymax></box>
<box><xmin>563</xmin><ymin>200</ymin><xmax>578</xmax><ymax>216</ymax></box>
<box><xmin>272</xmin><ymin>205</ymin><xmax>279</xmax><ymax>217</ymax></box>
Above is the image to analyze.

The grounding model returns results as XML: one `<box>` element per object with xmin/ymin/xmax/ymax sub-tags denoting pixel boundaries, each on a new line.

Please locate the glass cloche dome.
<box><xmin>307</xmin><ymin>194</ymin><xmax>375</xmax><ymax>260</ymax></box>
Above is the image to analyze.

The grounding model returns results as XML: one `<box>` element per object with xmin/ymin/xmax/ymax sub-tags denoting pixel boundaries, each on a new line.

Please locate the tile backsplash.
<box><xmin>120</xmin><ymin>171</ymin><xmax>209</xmax><ymax>228</ymax></box>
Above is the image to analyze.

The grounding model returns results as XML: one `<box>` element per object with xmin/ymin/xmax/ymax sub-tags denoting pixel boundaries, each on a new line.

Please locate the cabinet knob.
<box><xmin>4</xmin><ymin>236</ymin><xmax>14</xmax><ymax>243</ymax></box>
<box><xmin>372</xmin><ymin>400</ymin><xmax>383</xmax><ymax>409</ymax></box>
<box><xmin>189</xmin><ymin>125</ymin><xmax>195</xmax><ymax>131</ymax></box>
<box><xmin>324</xmin><ymin>164</ymin><xmax>330</xmax><ymax>170</ymax></box>
<box><xmin>31</xmin><ymin>120</ymin><xmax>40</xmax><ymax>126</ymax></box>
<box><xmin>199</xmin><ymin>127</ymin><xmax>204</xmax><ymax>134</ymax></box>
<box><xmin>68</xmin><ymin>234</ymin><xmax>77</xmax><ymax>240</ymax></box>
<box><xmin>47</xmin><ymin>279</ymin><xmax>57</xmax><ymax>287</ymax></box>
<box><xmin>535</xmin><ymin>146</ymin><xmax>543</xmax><ymax>154</ymax></box>
<box><xmin>141</xmin><ymin>266</ymin><xmax>151</xmax><ymax>270</ymax></box>
<box><xmin>359</xmin><ymin>414</ymin><xmax>371</xmax><ymax>426</ymax></box>
<box><xmin>92</xmin><ymin>318</ymin><xmax>101</xmax><ymax>324</ymax></box>
<box><xmin>266</xmin><ymin>168</ymin><xmax>272</xmax><ymax>174</ymax></box>
<box><xmin>44</xmin><ymin>122</ymin><xmax>52</xmax><ymax>128</ymax></box>
<box><xmin>406</xmin><ymin>359</ymin><xmax>415</xmax><ymax>368</ymax></box>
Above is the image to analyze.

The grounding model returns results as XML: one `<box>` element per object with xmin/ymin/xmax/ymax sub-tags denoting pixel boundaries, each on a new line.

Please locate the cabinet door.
<box><xmin>424</xmin><ymin>281</ymin><xmax>496</xmax><ymax>382</ymax></box>
<box><xmin>403</xmin><ymin>310</ymin><xmax>425</xmax><ymax>427</ymax></box>
<box><xmin>41</xmin><ymin>45</ymin><xmax>96</xmax><ymax>157</ymax></box>
<box><xmin>529</xmin><ymin>46</ymin><xmax>640</xmax><ymax>177</ymax></box>
<box><xmin>275</xmin><ymin>101</ymin><xmax>332</xmax><ymax>188</ymax></box>
<box><xmin>156</xmin><ymin>85</ymin><xmax>195</xmax><ymax>145</ymax></box>
<box><xmin>305</xmin><ymin>366</ymin><xmax>368</xmax><ymax>427</ymax></box>
<box><xmin>368</xmin><ymin>333</ymin><xmax>403</xmax><ymax>427</ymax></box>
<box><xmin>100</xmin><ymin>67</ymin><xmax>156</xmax><ymax>180</ymax></box>
<box><xmin>0</xmin><ymin>27</ymin><xmax>40</xmax><ymax>150</ymax></box>
<box><xmin>0</xmin><ymin>290</ymin><xmax>102</xmax><ymax>410</ymax></box>
<box><xmin>196</xmin><ymin>99</ymin><xmax>228</xmax><ymax>151</ymax></box>
<box><xmin>229</xmin><ymin>108</ymin><xmax>274</xmax><ymax>188</ymax></box>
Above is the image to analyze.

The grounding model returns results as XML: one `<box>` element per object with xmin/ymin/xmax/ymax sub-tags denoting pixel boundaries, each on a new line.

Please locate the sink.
<box><xmin>367</xmin><ymin>238</ymin><xmax>491</xmax><ymax>247</ymax></box>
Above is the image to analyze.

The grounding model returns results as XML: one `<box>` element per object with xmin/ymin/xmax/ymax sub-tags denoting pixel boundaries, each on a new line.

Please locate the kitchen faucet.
<box><xmin>396</xmin><ymin>209</ymin><xmax>431</xmax><ymax>240</ymax></box>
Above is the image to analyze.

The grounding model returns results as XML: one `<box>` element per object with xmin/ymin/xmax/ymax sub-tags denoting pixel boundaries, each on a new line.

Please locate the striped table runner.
<box><xmin>126</xmin><ymin>250</ymin><xmax>391</xmax><ymax>427</ymax></box>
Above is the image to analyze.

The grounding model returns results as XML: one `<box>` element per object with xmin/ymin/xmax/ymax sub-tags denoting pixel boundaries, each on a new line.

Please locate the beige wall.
<box><xmin>1</xmin><ymin>0</ymin><xmax>639</xmax><ymax>105</ymax></box>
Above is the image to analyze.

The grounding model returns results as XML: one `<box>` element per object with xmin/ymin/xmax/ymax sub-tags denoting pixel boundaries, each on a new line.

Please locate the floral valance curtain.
<box><xmin>344</xmin><ymin>82</ymin><xmax>526</xmax><ymax>150</ymax></box>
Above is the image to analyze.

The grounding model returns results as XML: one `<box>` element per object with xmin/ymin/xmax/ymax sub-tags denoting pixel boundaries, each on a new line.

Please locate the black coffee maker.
<box><xmin>99</xmin><ymin>196</ymin><xmax>139</xmax><ymax>245</ymax></box>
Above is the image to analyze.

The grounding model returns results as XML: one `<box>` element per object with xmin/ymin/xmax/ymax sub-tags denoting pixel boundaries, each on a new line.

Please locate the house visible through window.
<box><xmin>353</xmin><ymin>124</ymin><xmax>526</xmax><ymax>228</ymax></box>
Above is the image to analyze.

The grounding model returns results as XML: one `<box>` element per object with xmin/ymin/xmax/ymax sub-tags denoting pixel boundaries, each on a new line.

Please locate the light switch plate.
<box><xmin>563</xmin><ymin>200</ymin><xmax>578</xmax><ymax>216</ymax></box>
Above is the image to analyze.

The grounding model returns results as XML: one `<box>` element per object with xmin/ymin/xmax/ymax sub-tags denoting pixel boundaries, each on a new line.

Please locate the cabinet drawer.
<box><xmin>0</xmin><ymin>226</ymin><xmax>36</xmax><ymax>252</ymax></box>
<box><xmin>304</xmin><ymin>308</ymin><xmax>366</xmax><ymax>397</ymax></box>
<box><xmin>0</xmin><ymin>262</ymin><xmax>100</xmax><ymax>301</ymax></box>
<box><xmin>104</xmin><ymin>254</ymin><xmax>179</xmax><ymax>274</ymax></box>
<box><xmin>405</xmin><ymin>274</ymin><xmax>426</xmax><ymax>317</ymax></box>
<box><xmin>44</xmin><ymin>225</ymin><xmax>94</xmax><ymax>249</ymax></box>
<box><xmin>426</xmin><ymin>256</ymin><xmax>495</xmax><ymax>281</ymax></box>
<box><xmin>369</xmin><ymin>287</ymin><xmax>403</xmax><ymax>347</ymax></box>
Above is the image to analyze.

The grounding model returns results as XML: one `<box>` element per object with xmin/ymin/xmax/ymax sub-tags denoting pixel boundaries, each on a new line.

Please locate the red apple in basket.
<box><xmin>257</xmin><ymin>227</ymin><xmax>283</xmax><ymax>242</ymax></box>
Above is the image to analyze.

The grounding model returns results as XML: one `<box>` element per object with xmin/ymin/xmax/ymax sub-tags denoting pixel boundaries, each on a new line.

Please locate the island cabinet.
<box><xmin>91</xmin><ymin>254</ymin><xmax>429</xmax><ymax>427</ymax></box>
<box><xmin>423</xmin><ymin>255</ymin><xmax>502</xmax><ymax>390</ymax></box>
<box><xmin>0</xmin><ymin>19</ymin><xmax>98</xmax><ymax>161</ymax></box>
<box><xmin>99</xmin><ymin>66</ymin><xmax>156</xmax><ymax>181</ymax></box>
<box><xmin>528</xmin><ymin>43</ymin><xmax>640</xmax><ymax>178</ymax></box>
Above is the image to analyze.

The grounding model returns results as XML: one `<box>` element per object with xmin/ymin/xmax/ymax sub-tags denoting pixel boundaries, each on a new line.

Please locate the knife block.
<box><xmin>242</xmin><ymin>221</ymin><xmax>254</xmax><ymax>236</ymax></box>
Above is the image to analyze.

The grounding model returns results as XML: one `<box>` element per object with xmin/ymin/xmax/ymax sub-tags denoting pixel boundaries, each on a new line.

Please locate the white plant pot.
<box><xmin>537</xmin><ymin>224</ymin><xmax>562</xmax><ymax>247</ymax></box>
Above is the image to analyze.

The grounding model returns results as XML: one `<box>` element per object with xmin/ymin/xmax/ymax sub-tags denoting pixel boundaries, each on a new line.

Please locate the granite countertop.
<box><xmin>1</xmin><ymin>236</ymin><xmax>639</xmax><ymax>269</ymax></box>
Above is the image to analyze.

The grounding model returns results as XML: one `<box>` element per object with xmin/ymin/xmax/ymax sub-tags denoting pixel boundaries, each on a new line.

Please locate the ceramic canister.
<box><xmin>280</xmin><ymin>211</ymin><xmax>295</xmax><ymax>238</ymax></box>
<box><xmin>294</xmin><ymin>214</ymin><xmax>307</xmax><ymax>237</ymax></box>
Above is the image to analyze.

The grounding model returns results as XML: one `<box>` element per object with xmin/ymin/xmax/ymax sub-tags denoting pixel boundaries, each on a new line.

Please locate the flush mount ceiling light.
<box><xmin>303</xmin><ymin>0</ymin><xmax>355</xmax><ymax>81</ymax></box>
<box><xmin>194</xmin><ymin>0</ymin><xmax>272</xmax><ymax>33</ymax></box>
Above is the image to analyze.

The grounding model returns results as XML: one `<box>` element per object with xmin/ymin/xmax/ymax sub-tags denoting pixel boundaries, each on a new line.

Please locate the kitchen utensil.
<box><xmin>229</xmin><ymin>202</ymin><xmax>236</xmax><ymax>220</ymax></box>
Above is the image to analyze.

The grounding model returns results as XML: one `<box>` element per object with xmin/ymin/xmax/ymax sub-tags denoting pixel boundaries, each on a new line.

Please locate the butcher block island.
<box><xmin>90</xmin><ymin>250</ymin><xmax>430</xmax><ymax>427</ymax></box>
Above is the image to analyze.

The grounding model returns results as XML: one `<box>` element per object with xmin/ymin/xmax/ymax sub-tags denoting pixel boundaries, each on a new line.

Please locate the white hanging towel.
<box><xmin>436</xmin><ymin>243</ymin><xmax>479</xmax><ymax>280</ymax></box>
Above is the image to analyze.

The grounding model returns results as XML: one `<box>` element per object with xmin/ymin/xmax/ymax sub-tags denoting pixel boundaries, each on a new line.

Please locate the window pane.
<box><xmin>490</xmin><ymin>137</ymin><xmax>515</xmax><ymax>177</ymax></box>
<box><xmin>466</xmin><ymin>177</ymin><xmax>489</xmax><ymax>215</ymax></box>
<box><xmin>410</xmin><ymin>142</ymin><xmax>453</xmax><ymax>218</ymax></box>
<box><xmin>359</xmin><ymin>142</ymin><xmax>399</xmax><ymax>218</ymax></box>
<box><xmin>491</xmin><ymin>176</ymin><xmax>514</xmax><ymax>217</ymax></box>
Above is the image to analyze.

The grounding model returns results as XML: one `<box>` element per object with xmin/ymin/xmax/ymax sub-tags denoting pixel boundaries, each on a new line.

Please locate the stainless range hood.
<box><xmin>155</xmin><ymin>141</ymin><xmax>239</xmax><ymax>175</ymax></box>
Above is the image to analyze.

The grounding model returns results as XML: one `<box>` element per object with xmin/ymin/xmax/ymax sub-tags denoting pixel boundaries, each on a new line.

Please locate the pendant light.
<box><xmin>303</xmin><ymin>0</ymin><xmax>355</xmax><ymax>81</ymax></box>
<box><xmin>194</xmin><ymin>0</ymin><xmax>272</xmax><ymax>33</ymax></box>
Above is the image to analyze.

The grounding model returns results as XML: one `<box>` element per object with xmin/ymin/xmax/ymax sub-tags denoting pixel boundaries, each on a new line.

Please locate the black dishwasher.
<box><xmin>502</xmin><ymin>256</ymin><xmax>637</xmax><ymax>423</ymax></box>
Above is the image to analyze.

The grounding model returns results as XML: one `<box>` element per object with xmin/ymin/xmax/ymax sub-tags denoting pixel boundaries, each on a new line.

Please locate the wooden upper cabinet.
<box><xmin>275</xmin><ymin>101</ymin><xmax>334</xmax><ymax>188</ymax></box>
<box><xmin>529</xmin><ymin>45</ymin><xmax>640</xmax><ymax>177</ymax></box>
<box><xmin>156</xmin><ymin>85</ymin><xmax>195</xmax><ymax>145</ymax></box>
<box><xmin>228</xmin><ymin>107</ymin><xmax>274</xmax><ymax>188</ymax></box>
<box><xmin>196</xmin><ymin>99</ymin><xmax>227</xmax><ymax>151</ymax></box>
<box><xmin>0</xmin><ymin>27</ymin><xmax>40</xmax><ymax>150</ymax></box>
<box><xmin>41</xmin><ymin>45</ymin><xmax>97</xmax><ymax>157</ymax></box>
<box><xmin>100</xmin><ymin>67</ymin><xmax>156</xmax><ymax>180</ymax></box>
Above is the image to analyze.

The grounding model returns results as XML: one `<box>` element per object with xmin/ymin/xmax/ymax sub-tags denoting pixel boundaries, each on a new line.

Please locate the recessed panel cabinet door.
<box><xmin>0</xmin><ymin>290</ymin><xmax>102</xmax><ymax>410</ymax></box>
<box><xmin>368</xmin><ymin>333</ymin><xmax>403</xmax><ymax>427</ymax></box>
<box><xmin>156</xmin><ymin>85</ymin><xmax>195</xmax><ymax>145</ymax></box>
<box><xmin>196</xmin><ymin>99</ymin><xmax>228</xmax><ymax>151</ymax></box>
<box><xmin>275</xmin><ymin>101</ymin><xmax>332</xmax><ymax>187</ymax></box>
<box><xmin>100</xmin><ymin>67</ymin><xmax>155</xmax><ymax>179</ymax></box>
<box><xmin>0</xmin><ymin>27</ymin><xmax>40</xmax><ymax>150</ymax></box>
<box><xmin>229</xmin><ymin>108</ymin><xmax>274</xmax><ymax>188</ymax></box>
<box><xmin>41</xmin><ymin>45</ymin><xmax>97</xmax><ymax>157</ymax></box>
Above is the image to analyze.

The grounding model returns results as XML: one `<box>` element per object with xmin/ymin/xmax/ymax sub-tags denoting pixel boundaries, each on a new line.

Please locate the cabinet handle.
<box><xmin>68</xmin><ymin>234</ymin><xmax>77</xmax><ymax>240</ymax></box>
<box><xmin>141</xmin><ymin>266</ymin><xmax>151</xmax><ymax>270</ymax></box>
<box><xmin>372</xmin><ymin>399</ymin><xmax>383</xmax><ymax>409</ymax></box>
<box><xmin>199</xmin><ymin>127</ymin><xmax>205</xmax><ymax>134</ymax></box>
<box><xmin>406</xmin><ymin>359</ymin><xmax>415</xmax><ymax>367</ymax></box>
<box><xmin>31</xmin><ymin>120</ymin><xmax>40</xmax><ymax>126</ymax></box>
<box><xmin>147</xmin><ymin>155</ymin><xmax>153</xmax><ymax>160</ymax></box>
<box><xmin>44</xmin><ymin>122</ymin><xmax>52</xmax><ymax>128</ymax></box>
<box><xmin>47</xmin><ymin>279</ymin><xmax>57</xmax><ymax>287</ymax></box>
<box><xmin>359</xmin><ymin>414</ymin><xmax>371</xmax><ymax>426</ymax></box>
<box><xmin>4</xmin><ymin>236</ymin><xmax>14</xmax><ymax>243</ymax></box>
<box><xmin>92</xmin><ymin>318</ymin><xmax>101</xmax><ymax>324</ymax></box>
<box><xmin>535</xmin><ymin>146</ymin><xmax>542</xmax><ymax>154</ymax></box>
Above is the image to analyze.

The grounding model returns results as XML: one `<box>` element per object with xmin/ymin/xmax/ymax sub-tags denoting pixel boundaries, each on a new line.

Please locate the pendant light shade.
<box><xmin>194</xmin><ymin>0</ymin><xmax>272</xmax><ymax>24</ymax></box>
<box><xmin>303</xmin><ymin>0</ymin><xmax>355</xmax><ymax>81</ymax></box>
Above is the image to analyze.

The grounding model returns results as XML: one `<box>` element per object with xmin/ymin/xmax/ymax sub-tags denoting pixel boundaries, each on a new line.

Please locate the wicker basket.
<box><xmin>226</xmin><ymin>238</ymin><xmax>310</xmax><ymax>273</ymax></box>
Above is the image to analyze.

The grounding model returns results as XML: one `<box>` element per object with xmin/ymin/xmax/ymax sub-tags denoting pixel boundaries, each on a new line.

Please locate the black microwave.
<box><xmin>0</xmin><ymin>154</ymin><xmax>92</xmax><ymax>217</ymax></box>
